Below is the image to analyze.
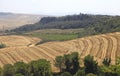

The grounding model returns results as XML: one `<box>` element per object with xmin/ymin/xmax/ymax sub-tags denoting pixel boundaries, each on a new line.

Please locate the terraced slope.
<box><xmin>0</xmin><ymin>35</ymin><xmax>41</xmax><ymax>47</ymax></box>
<box><xmin>0</xmin><ymin>32</ymin><xmax>120</xmax><ymax>71</ymax></box>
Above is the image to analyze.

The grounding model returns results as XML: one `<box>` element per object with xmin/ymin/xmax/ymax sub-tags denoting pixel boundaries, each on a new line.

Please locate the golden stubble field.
<box><xmin>0</xmin><ymin>32</ymin><xmax>120</xmax><ymax>71</ymax></box>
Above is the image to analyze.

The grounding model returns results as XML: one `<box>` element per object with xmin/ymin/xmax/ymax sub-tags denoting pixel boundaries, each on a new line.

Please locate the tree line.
<box><xmin>13</xmin><ymin>13</ymin><xmax>120</xmax><ymax>37</ymax></box>
<box><xmin>1</xmin><ymin>52</ymin><xmax>120</xmax><ymax>76</ymax></box>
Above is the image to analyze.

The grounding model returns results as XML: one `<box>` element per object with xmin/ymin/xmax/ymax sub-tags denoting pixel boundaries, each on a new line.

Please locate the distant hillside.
<box><xmin>0</xmin><ymin>12</ymin><xmax>46</xmax><ymax>31</ymax></box>
<box><xmin>13</xmin><ymin>13</ymin><xmax>120</xmax><ymax>35</ymax></box>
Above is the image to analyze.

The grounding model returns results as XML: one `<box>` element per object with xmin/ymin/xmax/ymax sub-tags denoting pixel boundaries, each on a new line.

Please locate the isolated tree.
<box><xmin>84</xmin><ymin>55</ymin><xmax>98</xmax><ymax>74</ymax></box>
<box><xmin>102</xmin><ymin>58</ymin><xmax>111</xmax><ymax>66</ymax></box>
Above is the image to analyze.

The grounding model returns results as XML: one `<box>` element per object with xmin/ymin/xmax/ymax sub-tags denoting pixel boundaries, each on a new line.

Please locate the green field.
<box><xmin>26</xmin><ymin>33</ymin><xmax>78</xmax><ymax>41</ymax></box>
<box><xmin>24</xmin><ymin>29</ymin><xmax>85</xmax><ymax>43</ymax></box>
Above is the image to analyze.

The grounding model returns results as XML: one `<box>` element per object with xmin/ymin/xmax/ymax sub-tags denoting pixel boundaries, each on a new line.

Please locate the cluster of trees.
<box><xmin>1</xmin><ymin>52</ymin><xmax>120</xmax><ymax>76</ymax></box>
<box><xmin>13</xmin><ymin>13</ymin><xmax>120</xmax><ymax>37</ymax></box>
<box><xmin>55</xmin><ymin>52</ymin><xmax>80</xmax><ymax>74</ymax></box>
<box><xmin>55</xmin><ymin>53</ymin><xmax>120</xmax><ymax>76</ymax></box>
<box><xmin>0</xmin><ymin>59</ymin><xmax>51</xmax><ymax>76</ymax></box>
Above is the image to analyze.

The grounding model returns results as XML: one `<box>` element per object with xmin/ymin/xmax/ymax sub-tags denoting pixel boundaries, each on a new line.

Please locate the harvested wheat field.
<box><xmin>0</xmin><ymin>32</ymin><xmax>120</xmax><ymax>71</ymax></box>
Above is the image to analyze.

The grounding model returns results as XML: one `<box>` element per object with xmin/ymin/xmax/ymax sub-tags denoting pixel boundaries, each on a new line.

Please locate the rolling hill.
<box><xmin>0</xmin><ymin>32</ymin><xmax>119</xmax><ymax>71</ymax></box>
<box><xmin>14</xmin><ymin>14</ymin><xmax>120</xmax><ymax>34</ymax></box>
<box><xmin>13</xmin><ymin>14</ymin><xmax>120</xmax><ymax>41</ymax></box>
<box><xmin>0</xmin><ymin>12</ymin><xmax>46</xmax><ymax>31</ymax></box>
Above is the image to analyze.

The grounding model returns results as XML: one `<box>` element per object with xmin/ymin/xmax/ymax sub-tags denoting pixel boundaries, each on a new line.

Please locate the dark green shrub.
<box><xmin>102</xmin><ymin>58</ymin><xmax>111</xmax><ymax>66</ymax></box>
<box><xmin>0</xmin><ymin>43</ymin><xmax>6</xmax><ymax>49</ymax></box>
<box><xmin>74</xmin><ymin>69</ymin><xmax>85</xmax><ymax>76</ymax></box>
<box><xmin>84</xmin><ymin>55</ymin><xmax>98</xmax><ymax>74</ymax></box>
<box><xmin>2</xmin><ymin>64</ymin><xmax>14</xmax><ymax>76</ymax></box>
<box><xmin>86</xmin><ymin>73</ymin><xmax>97</xmax><ymax>76</ymax></box>
<box><xmin>14</xmin><ymin>73</ymin><xmax>24</xmax><ymax>76</ymax></box>
<box><xmin>60</xmin><ymin>72</ymin><xmax>72</xmax><ymax>76</ymax></box>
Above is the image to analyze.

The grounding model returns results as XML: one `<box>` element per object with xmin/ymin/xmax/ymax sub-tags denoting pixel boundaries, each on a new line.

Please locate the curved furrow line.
<box><xmin>4</xmin><ymin>52</ymin><xmax>17</xmax><ymax>63</ymax></box>
<box><xmin>28</xmin><ymin>47</ymin><xmax>46</xmax><ymax>59</ymax></box>
<box><xmin>107</xmin><ymin>34</ymin><xmax>118</xmax><ymax>63</ymax></box>
<box><xmin>101</xmin><ymin>34</ymin><xmax>118</xmax><ymax>64</ymax></box>
<box><xmin>10</xmin><ymin>51</ymin><xmax>27</xmax><ymax>63</ymax></box>
<box><xmin>24</xmin><ymin>48</ymin><xmax>40</xmax><ymax>60</ymax></box>
<box><xmin>53</xmin><ymin>44</ymin><xmax>71</xmax><ymax>54</ymax></box>
<box><xmin>0</xmin><ymin>53</ymin><xmax>10</xmax><ymax>65</ymax></box>
<box><xmin>2</xmin><ymin>53</ymin><xmax>15</xmax><ymax>64</ymax></box>
<box><xmin>16</xmin><ymin>50</ymin><xmax>31</xmax><ymax>63</ymax></box>
<box><xmin>110</xmin><ymin>33</ymin><xmax>120</xmax><ymax>57</ymax></box>
<box><xmin>109</xmin><ymin>35</ymin><xmax>117</xmax><ymax>64</ymax></box>
<box><xmin>31</xmin><ymin>46</ymin><xmax>54</xmax><ymax>61</ymax></box>
<box><xmin>39</xmin><ymin>46</ymin><xmax>59</xmax><ymax>56</ymax></box>
<box><xmin>22</xmin><ymin>48</ymin><xmax>38</xmax><ymax>60</ymax></box>
<box><xmin>84</xmin><ymin>38</ymin><xmax>93</xmax><ymax>56</ymax></box>
<box><xmin>8</xmin><ymin>51</ymin><xmax>23</xmax><ymax>62</ymax></box>
<box><xmin>89</xmin><ymin>36</ymin><xmax>100</xmax><ymax>56</ymax></box>
<box><xmin>78</xmin><ymin>39</ymin><xmax>85</xmax><ymax>51</ymax></box>
<box><xmin>100</xmin><ymin>35</ymin><xmax>109</xmax><ymax>59</ymax></box>
<box><xmin>18</xmin><ymin>49</ymin><xmax>33</xmax><ymax>61</ymax></box>
<box><xmin>92</xmin><ymin>36</ymin><xmax>105</xmax><ymax>64</ymax></box>
<box><xmin>36</xmin><ymin>46</ymin><xmax>55</xmax><ymax>59</ymax></box>
<box><xmin>74</xmin><ymin>39</ymin><xmax>81</xmax><ymax>52</ymax></box>
<box><xmin>72</xmin><ymin>39</ymin><xmax>83</xmax><ymax>53</ymax></box>
<box><xmin>38</xmin><ymin>45</ymin><xmax>61</xmax><ymax>56</ymax></box>
<box><xmin>101</xmin><ymin>35</ymin><xmax>113</xmax><ymax>58</ymax></box>
<box><xmin>63</xmin><ymin>40</ymin><xmax>82</xmax><ymax>53</ymax></box>
<box><xmin>62</xmin><ymin>40</ymin><xmax>81</xmax><ymax>53</ymax></box>
<box><xmin>56</xmin><ymin>41</ymin><xmax>74</xmax><ymax>53</ymax></box>
<box><xmin>95</xmin><ymin>36</ymin><xmax>104</xmax><ymax>59</ymax></box>
<box><xmin>46</xmin><ymin>43</ymin><xmax>69</xmax><ymax>54</ymax></box>
<box><xmin>77</xmin><ymin>39</ymin><xmax>85</xmax><ymax>57</ymax></box>
<box><xmin>24</xmin><ymin>48</ymin><xmax>41</xmax><ymax>60</ymax></box>
<box><xmin>67</xmin><ymin>40</ymin><xmax>79</xmax><ymax>52</ymax></box>
<box><xmin>80</xmin><ymin>39</ymin><xmax>89</xmax><ymax>58</ymax></box>
<box><xmin>51</xmin><ymin>45</ymin><xmax>69</xmax><ymax>54</ymax></box>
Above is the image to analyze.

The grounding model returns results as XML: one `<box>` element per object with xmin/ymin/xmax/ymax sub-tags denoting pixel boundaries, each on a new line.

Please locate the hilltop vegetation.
<box><xmin>13</xmin><ymin>14</ymin><xmax>120</xmax><ymax>37</ymax></box>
